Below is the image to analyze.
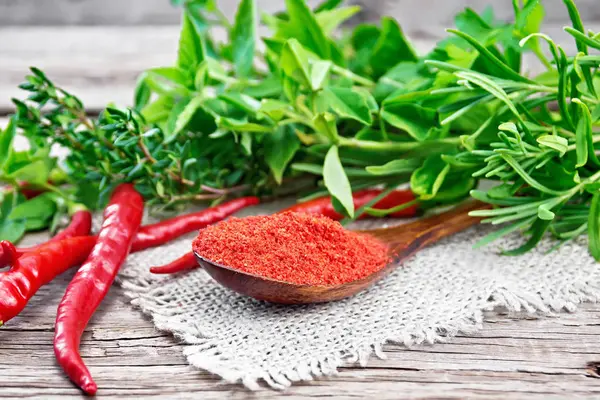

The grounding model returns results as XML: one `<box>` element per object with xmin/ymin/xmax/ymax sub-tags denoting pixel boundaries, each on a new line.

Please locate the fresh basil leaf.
<box><xmin>313</xmin><ymin>0</ymin><xmax>343</xmax><ymax>13</ymax></box>
<box><xmin>280</xmin><ymin>39</ymin><xmax>312</xmax><ymax>88</ymax></box>
<box><xmin>282</xmin><ymin>0</ymin><xmax>330</xmax><ymax>59</ymax></box>
<box><xmin>264</xmin><ymin>125</ymin><xmax>300</xmax><ymax>184</ymax></box>
<box><xmin>313</xmin><ymin>112</ymin><xmax>340</xmax><ymax>144</ymax></box>
<box><xmin>218</xmin><ymin>117</ymin><xmax>273</xmax><ymax>133</ymax></box>
<box><xmin>0</xmin><ymin>117</ymin><xmax>16</xmax><ymax>170</ymax></box>
<box><xmin>0</xmin><ymin>191</ymin><xmax>23</xmax><ymax>222</ymax></box>
<box><xmin>309</xmin><ymin>60</ymin><xmax>332</xmax><ymax>91</ymax></box>
<box><xmin>370</xmin><ymin>17</ymin><xmax>418</xmax><ymax>79</ymax></box>
<box><xmin>589</xmin><ymin>192</ymin><xmax>600</xmax><ymax>261</ymax></box>
<box><xmin>349</xmin><ymin>24</ymin><xmax>380</xmax><ymax>76</ymax></box>
<box><xmin>177</xmin><ymin>11</ymin><xmax>207</xmax><ymax>71</ymax></box>
<box><xmin>240</xmin><ymin>132</ymin><xmax>253</xmax><ymax>155</ymax></box>
<box><xmin>318</xmin><ymin>87</ymin><xmax>372</xmax><ymax>125</ymax></box>
<box><xmin>141</xmin><ymin>97</ymin><xmax>176</xmax><ymax>124</ymax></box>
<box><xmin>133</xmin><ymin>74</ymin><xmax>151</xmax><ymax>112</ymax></box>
<box><xmin>8</xmin><ymin>193</ymin><xmax>56</xmax><ymax>225</ymax></box>
<box><xmin>0</xmin><ymin>219</ymin><xmax>27</xmax><ymax>243</ymax></box>
<box><xmin>381</xmin><ymin>104</ymin><xmax>438</xmax><ymax>141</ymax></box>
<box><xmin>231</xmin><ymin>0</ymin><xmax>256</xmax><ymax>77</ymax></box>
<box><xmin>323</xmin><ymin>146</ymin><xmax>354</xmax><ymax>218</ymax></box>
<box><xmin>171</xmin><ymin>96</ymin><xmax>215</xmax><ymax>138</ymax></box>
<box><xmin>219</xmin><ymin>92</ymin><xmax>261</xmax><ymax>114</ymax></box>
<box><xmin>410</xmin><ymin>155</ymin><xmax>450</xmax><ymax>200</ymax></box>
<box><xmin>366</xmin><ymin>159</ymin><xmax>420</xmax><ymax>176</ymax></box>
<box><xmin>7</xmin><ymin>160</ymin><xmax>50</xmax><ymax>185</ymax></box>
<box><xmin>315</xmin><ymin>6</ymin><xmax>360</xmax><ymax>35</ymax></box>
<box><xmin>259</xmin><ymin>99</ymin><xmax>292</xmax><ymax>121</ymax></box>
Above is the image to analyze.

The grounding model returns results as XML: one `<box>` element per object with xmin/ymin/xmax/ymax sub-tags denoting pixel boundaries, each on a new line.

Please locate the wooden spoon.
<box><xmin>194</xmin><ymin>200</ymin><xmax>488</xmax><ymax>305</ymax></box>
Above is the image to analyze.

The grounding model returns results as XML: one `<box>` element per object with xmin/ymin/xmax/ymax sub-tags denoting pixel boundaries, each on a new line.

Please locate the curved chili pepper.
<box><xmin>54</xmin><ymin>184</ymin><xmax>144</xmax><ymax>396</ymax></box>
<box><xmin>150</xmin><ymin>252</ymin><xmax>198</xmax><ymax>274</ymax></box>
<box><xmin>132</xmin><ymin>196</ymin><xmax>259</xmax><ymax>252</ymax></box>
<box><xmin>0</xmin><ymin>210</ymin><xmax>93</xmax><ymax>268</ymax></box>
<box><xmin>0</xmin><ymin>236</ymin><xmax>96</xmax><ymax>326</ymax></box>
<box><xmin>282</xmin><ymin>189</ymin><xmax>418</xmax><ymax>220</ymax></box>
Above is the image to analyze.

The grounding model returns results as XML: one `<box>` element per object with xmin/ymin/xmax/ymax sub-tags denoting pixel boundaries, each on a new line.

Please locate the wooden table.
<box><xmin>2</xmin><ymin>25</ymin><xmax>600</xmax><ymax>399</ymax></box>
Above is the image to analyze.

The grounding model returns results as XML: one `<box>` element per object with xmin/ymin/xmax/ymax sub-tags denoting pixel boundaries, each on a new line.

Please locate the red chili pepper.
<box><xmin>149</xmin><ymin>252</ymin><xmax>197</xmax><ymax>274</ymax></box>
<box><xmin>132</xmin><ymin>196</ymin><xmax>259</xmax><ymax>252</ymax></box>
<box><xmin>0</xmin><ymin>210</ymin><xmax>93</xmax><ymax>268</ymax></box>
<box><xmin>54</xmin><ymin>184</ymin><xmax>144</xmax><ymax>396</ymax></box>
<box><xmin>0</xmin><ymin>236</ymin><xmax>96</xmax><ymax>326</ymax></box>
<box><xmin>281</xmin><ymin>189</ymin><xmax>418</xmax><ymax>220</ymax></box>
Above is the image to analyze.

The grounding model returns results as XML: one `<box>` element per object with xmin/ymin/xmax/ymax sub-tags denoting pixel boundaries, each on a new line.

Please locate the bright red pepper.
<box><xmin>1</xmin><ymin>197</ymin><xmax>259</xmax><ymax>267</ymax></box>
<box><xmin>281</xmin><ymin>189</ymin><xmax>418</xmax><ymax>220</ymax></box>
<box><xmin>132</xmin><ymin>196</ymin><xmax>259</xmax><ymax>252</ymax></box>
<box><xmin>54</xmin><ymin>184</ymin><xmax>144</xmax><ymax>396</ymax></box>
<box><xmin>0</xmin><ymin>236</ymin><xmax>96</xmax><ymax>326</ymax></box>
<box><xmin>149</xmin><ymin>252</ymin><xmax>197</xmax><ymax>274</ymax></box>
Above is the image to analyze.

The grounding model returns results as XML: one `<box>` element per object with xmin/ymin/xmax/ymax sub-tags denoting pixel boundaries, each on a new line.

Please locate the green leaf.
<box><xmin>309</xmin><ymin>60</ymin><xmax>332</xmax><ymax>91</ymax></box>
<box><xmin>323</xmin><ymin>146</ymin><xmax>354</xmax><ymax>218</ymax></box>
<box><xmin>177</xmin><ymin>11</ymin><xmax>207</xmax><ymax>71</ymax></box>
<box><xmin>448</xmin><ymin>29</ymin><xmax>533</xmax><ymax>83</ymax></box>
<box><xmin>0</xmin><ymin>219</ymin><xmax>27</xmax><ymax>243</ymax></box>
<box><xmin>410</xmin><ymin>155</ymin><xmax>450</xmax><ymax>200</ymax></box>
<box><xmin>315</xmin><ymin>6</ymin><xmax>361</xmax><ymax>35</ymax></box>
<box><xmin>381</xmin><ymin>104</ymin><xmax>438</xmax><ymax>141</ymax></box>
<box><xmin>563</xmin><ymin>0</ymin><xmax>596</xmax><ymax>96</ymax></box>
<box><xmin>259</xmin><ymin>99</ymin><xmax>292</xmax><ymax>121</ymax></box>
<box><xmin>370</xmin><ymin>17</ymin><xmax>418</xmax><ymax>79</ymax></box>
<box><xmin>141</xmin><ymin>97</ymin><xmax>175</xmax><ymax>124</ymax></box>
<box><xmin>366</xmin><ymin>159</ymin><xmax>420</xmax><ymax>176</ymax></box>
<box><xmin>0</xmin><ymin>117</ymin><xmax>16</xmax><ymax>170</ymax></box>
<box><xmin>282</xmin><ymin>0</ymin><xmax>331</xmax><ymax>59</ymax></box>
<box><xmin>317</xmin><ymin>87</ymin><xmax>372</xmax><ymax>125</ymax></box>
<box><xmin>8</xmin><ymin>193</ymin><xmax>57</xmax><ymax>226</ymax></box>
<box><xmin>240</xmin><ymin>132</ymin><xmax>253</xmax><ymax>155</ymax></box>
<box><xmin>313</xmin><ymin>112</ymin><xmax>340</xmax><ymax>144</ymax></box>
<box><xmin>536</xmin><ymin>134</ymin><xmax>568</xmax><ymax>156</ymax></box>
<box><xmin>314</xmin><ymin>0</ymin><xmax>343</xmax><ymax>13</ymax></box>
<box><xmin>171</xmin><ymin>97</ymin><xmax>217</xmax><ymax>139</ymax></box>
<box><xmin>280</xmin><ymin>39</ymin><xmax>312</xmax><ymax>88</ymax></box>
<box><xmin>503</xmin><ymin>218</ymin><xmax>552</xmax><ymax>256</ymax></box>
<box><xmin>573</xmin><ymin>98</ymin><xmax>600</xmax><ymax>167</ymax></box>
<box><xmin>7</xmin><ymin>160</ymin><xmax>50</xmax><ymax>185</ymax></box>
<box><xmin>589</xmin><ymin>192</ymin><xmax>600</xmax><ymax>260</ymax></box>
<box><xmin>218</xmin><ymin>117</ymin><xmax>273</xmax><ymax>133</ymax></box>
<box><xmin>231</xmin><ymin>0</ymin><xmax>256</xmax><ymax>77</ymax></box>
<box><xmin>264</xmin><ymin>125</ymin><xmax>300</xmax><ymax>184</ymax></box>
<box><xmin>133</xmin><ymin>74</ymin><xmax>151</xmax><ymax>111</ymax></box>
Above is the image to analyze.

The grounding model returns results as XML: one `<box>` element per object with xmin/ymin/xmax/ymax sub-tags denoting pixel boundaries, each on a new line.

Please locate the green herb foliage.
<box><xmin>3</xmin><ymin>0</ymin><xmax>600</xmax><ymax>260</ymax></box>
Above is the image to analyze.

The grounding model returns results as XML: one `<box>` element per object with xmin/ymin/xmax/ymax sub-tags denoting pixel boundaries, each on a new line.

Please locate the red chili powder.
<box><xmin>192</xmin><ymin>211</ymin><xmax>390</xmax><ymax>285</ymax></box>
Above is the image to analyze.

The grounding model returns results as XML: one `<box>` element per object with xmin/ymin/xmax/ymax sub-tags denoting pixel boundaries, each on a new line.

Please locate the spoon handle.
<box><xmin>363</xmin><ymin>200</ymin><xmax>490</xmax><ymax>261</ymax></box>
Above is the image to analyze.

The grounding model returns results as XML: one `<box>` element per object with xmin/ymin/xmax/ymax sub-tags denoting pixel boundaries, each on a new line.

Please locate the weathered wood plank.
<box><xmin>1</xmin><ymin>23</ymin><xmax>598</xmax><ymax>112</ymax></box>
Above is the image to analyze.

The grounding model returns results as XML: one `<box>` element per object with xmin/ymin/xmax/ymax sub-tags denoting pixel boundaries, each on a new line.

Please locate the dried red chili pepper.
<box><xmin>54</xmin><ymin>184</ymin><xmax>144</xmax><ymax>396</ymax></box>
<box><xmin>193</xmin><ymin>212</ymin><xmax>389</xmax><ymax>285</ymax></box>
<box><xmin>132</xmin><ymin>196</ymin><xmax>259</xmax><ymax>252</ymax></box>
<box><xmin>0</xmin><ymin>236</ymin><xmax>96</xmax><ymax>326</ymax></box>
<box><xmin>149</xmin><ymin>252</ymin><xmax>197</xmax><ymax>274</ymax></box>
<box><xmin>282</xmin><ymin>189</ymin><xmax>418</xmax><ymax>220</ymax></box>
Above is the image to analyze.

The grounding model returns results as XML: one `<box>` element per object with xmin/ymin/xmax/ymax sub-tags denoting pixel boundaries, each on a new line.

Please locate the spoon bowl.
<box><xmin>195</xmin><ymin>201</ymin><xmax>488</xmax><ymax>304</ymax></box>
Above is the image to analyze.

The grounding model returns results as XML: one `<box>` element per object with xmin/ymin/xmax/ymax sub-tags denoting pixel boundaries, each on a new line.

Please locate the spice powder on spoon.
<box><xmin>192</xmin><ymin>211</ymin><xmax>390</xmax><ymax>285</ymax></box>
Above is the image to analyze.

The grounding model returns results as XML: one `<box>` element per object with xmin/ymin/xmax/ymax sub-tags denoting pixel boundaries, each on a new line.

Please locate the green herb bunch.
<box><xmin>2</xmin><ymin>0</ymin><xmax>600</xmax><ymax>258</ymax></box>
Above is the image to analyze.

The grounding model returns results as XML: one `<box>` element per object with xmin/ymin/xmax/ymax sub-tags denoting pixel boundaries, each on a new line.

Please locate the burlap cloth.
<box><xmin>116</xmin><ymin>203</ymin><xmax>599</xmax><ymax>390</ymax></box>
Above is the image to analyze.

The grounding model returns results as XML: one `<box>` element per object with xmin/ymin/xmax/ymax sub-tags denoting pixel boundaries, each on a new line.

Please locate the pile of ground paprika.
<box><xmin>193</xmin><ymin>212</ymin><xmax>390</xmax><ymax>285</ymax></box>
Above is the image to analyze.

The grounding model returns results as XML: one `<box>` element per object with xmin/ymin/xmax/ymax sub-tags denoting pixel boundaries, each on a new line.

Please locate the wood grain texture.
<box><xmin>1</xmin><ymin>199</ymin><xmax>600</xmax><ymax>398</ymax></box>
<box><xmin>1</xmin><ymin>22</ymin><xmax>599</xmax><ymax>112</ymax></box>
